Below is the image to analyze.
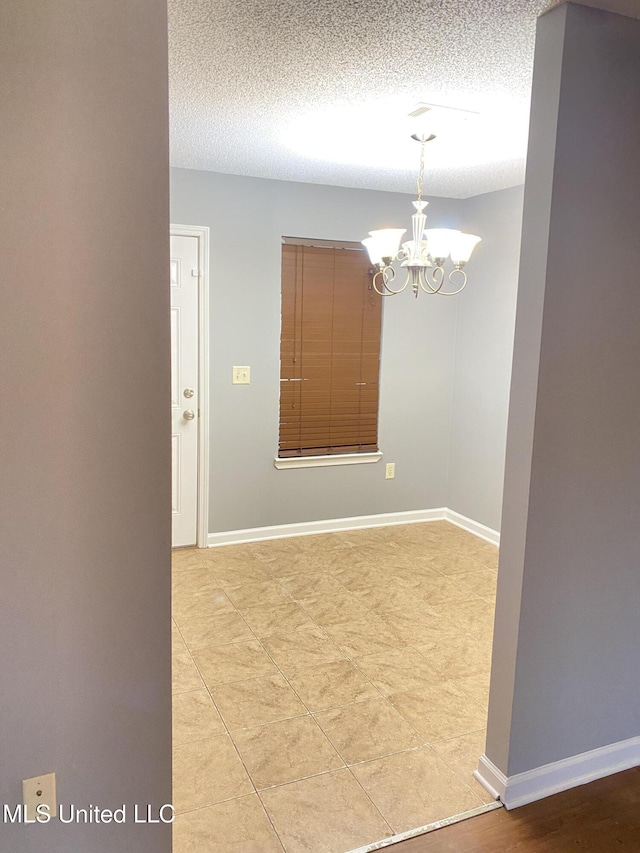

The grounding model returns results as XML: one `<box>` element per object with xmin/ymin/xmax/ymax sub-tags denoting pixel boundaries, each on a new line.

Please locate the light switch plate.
<box><xmin>23</xmin><ymin>772</ymin><xmax>57</xmax><ymax>821</ymax></box>
<box><xmin>232</xmin><ymin>366</ymin><xmax>251</xmax><ymax>385</ymax></box>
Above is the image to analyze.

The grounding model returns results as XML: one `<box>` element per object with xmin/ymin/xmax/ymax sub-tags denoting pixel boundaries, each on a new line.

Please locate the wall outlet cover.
<box><xmin>23</xmin><ymin>772</ymin><xmax>57</xmax><ymax>821</ymax></box>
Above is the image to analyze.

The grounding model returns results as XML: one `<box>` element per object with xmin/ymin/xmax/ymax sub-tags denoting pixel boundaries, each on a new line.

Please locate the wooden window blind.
<box><xmin>279</xmin><ymin>240</ymin><xmax>382</xmax><ymax>458</ymax></box>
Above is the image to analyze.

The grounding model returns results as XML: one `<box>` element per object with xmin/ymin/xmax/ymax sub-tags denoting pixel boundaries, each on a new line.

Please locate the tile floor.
<box><xmin>171</xmin><ymin>521</ymin><xmax>498</xmax><ymax>853</ymax></box>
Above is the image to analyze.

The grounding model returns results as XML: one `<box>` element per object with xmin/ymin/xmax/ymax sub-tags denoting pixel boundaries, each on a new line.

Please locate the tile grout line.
<box><xmin>212</xmin><ymin>591</ymin><xmax>293</xmax><ymax>853</ymax></box>
<box><xmin>175</xmin><ymin>607</ymin><xmax>288</xmax><ymax>851</ymax></box>
<box><xmin>343</xmin><ymin>763</ymin><xmax>395</xmax><ymax>838</ymax></box>
<box><xmin>174</xmin><ymin>594</ymin><xmax>267</xmax><ymax>819</ymax></box>
<box><xmin>173</xmin><ymin>618</ymin><xmax>262</xmax><ymax>823</ymax></box>
<box><xmin>253</xmin><ymin>792</ymin><xmax>287</xmax><ymax>853</ymax></box>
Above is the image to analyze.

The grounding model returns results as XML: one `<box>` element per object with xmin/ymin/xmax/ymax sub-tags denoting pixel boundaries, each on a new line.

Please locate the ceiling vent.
<box><xmin>407</xmin><ymin>102</ymin><xmax>479</xmax><ymax>121</ymax></box>
<box><xmin>407</xmin><ymin>104</ymin><xmax>432</xmax><ymax>118</ymax></box>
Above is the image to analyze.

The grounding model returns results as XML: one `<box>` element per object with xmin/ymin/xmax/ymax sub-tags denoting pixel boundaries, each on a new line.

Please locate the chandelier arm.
<box><xmin>435</xmin><ymin>268</ymin><xmax>468</xmax><ymax>296</ymax></box>
<box><xmin>384</xmin><ymin>265</ymin><xmax>397</xmax><ymax>285</ymax></box>
<box><xmin>419</xmin><ymin>266</ymin><xmax>445</xmax><ymax>294</ymax></box>
<box><xmin>381</xmin><ymin>266</ymin><xmax>411</xmax><ymax>295</ymax></box>
<box><xmin>371</xmin><ymin>268</ymin><xmax>391</xmax><ymax>296</ymax></box>
<box><xmin>371</xmin><ymin>266</ymin><xmax>407</xmax><ymax>296</ymax></box>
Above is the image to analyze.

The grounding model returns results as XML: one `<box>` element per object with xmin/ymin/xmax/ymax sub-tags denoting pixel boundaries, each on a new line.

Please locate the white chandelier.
<box><xmin>362</xmin><ymin>134</ymin><xmax>481</xmax><ymax>297</ymax></box>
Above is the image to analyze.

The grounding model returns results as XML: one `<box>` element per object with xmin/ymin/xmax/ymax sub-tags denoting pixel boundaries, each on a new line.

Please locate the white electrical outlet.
<box><xmin>232</xmin><ymin>366</ymin><xmax>251</xmax><ymax>385</ymax></box>
<box><xmin>23</xmin><ymin>772</ymin><xmax>57</xmax><ymax>821</ymax></box>
<box><xmin>385</xmin><ymin>462</ymin><xmax>395</xmax><ymax>479</ymax></box>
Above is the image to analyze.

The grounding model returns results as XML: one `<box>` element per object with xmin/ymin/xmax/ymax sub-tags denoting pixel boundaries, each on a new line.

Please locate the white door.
<box><xmin>171</xmin><ymin>234</ymin><xmax>200</xmax><ymax>547</ymax></box>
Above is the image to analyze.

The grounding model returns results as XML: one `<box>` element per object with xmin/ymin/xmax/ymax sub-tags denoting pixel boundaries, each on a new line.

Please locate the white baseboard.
<box><xmin>207</xmin><ymin>509</ymin><xmax>447</xmax><ymax>547</ymax></box>
<box><xmin>444</xmin><ymin>509</ymin><xmax>500</xmax><ymax>546</ymax></box>
<box><xmin>207</xmin><ymin>507</ymin><xmax>500</xmax><ymax>548</ymax></box>
<box><xmin>474</xmin><ymin>756</ymin><xmax>507</xmax><ymax>803</ymax></box>
<box><xmin>475</xmin><ymin>735</ymin><xmax>640</xmax><ymax>810</ymax></box>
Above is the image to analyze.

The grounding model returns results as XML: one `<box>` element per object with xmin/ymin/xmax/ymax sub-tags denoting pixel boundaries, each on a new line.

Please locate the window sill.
<box><xmin>274</xmin><ymin>452</ymin><xmax>382</xmax><ymax>470</ymax></box>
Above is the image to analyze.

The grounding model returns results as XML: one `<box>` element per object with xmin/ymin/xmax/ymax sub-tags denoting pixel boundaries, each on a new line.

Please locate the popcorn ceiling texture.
<box><xmin>169</xmin><ymin>0</ymin><xmax>550</xmax><ymax>198</ymax></box>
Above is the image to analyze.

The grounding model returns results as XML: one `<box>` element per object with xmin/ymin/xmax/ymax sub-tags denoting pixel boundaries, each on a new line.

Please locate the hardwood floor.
<box><xmin>392</xmin><ymin>766</ymin><xmax>640</xmax><ymax>852</ymax></box>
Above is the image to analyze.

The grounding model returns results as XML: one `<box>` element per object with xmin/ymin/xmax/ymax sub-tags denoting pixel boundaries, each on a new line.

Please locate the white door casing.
<box><xmin>171</xmin><ymin>234</ymin><xmax>200</xmax><ymax>547</ymax></box>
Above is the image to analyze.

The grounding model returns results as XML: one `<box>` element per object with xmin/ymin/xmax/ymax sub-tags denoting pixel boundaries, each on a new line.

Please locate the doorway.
<box><xmin>170</xmin><ymin>225</ymin><xmax>210</xmax><ymax>549</ymax></box>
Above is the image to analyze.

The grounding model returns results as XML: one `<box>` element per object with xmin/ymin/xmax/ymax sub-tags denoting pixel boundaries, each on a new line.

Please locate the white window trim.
<box><xmin>274</xmin><ymin>452</ymin><xmax>382</xmax><ymax>470</ymax></box>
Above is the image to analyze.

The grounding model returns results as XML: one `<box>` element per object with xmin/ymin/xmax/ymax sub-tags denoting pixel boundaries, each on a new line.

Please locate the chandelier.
<box><xmin>362</xmin><ymin>134</ymin><xmax>481</xmax><ymax>297</ymax></box>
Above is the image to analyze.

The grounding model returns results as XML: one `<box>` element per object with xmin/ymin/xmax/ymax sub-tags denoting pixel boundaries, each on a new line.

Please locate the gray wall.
<box><xmin>0</xmin><ymin>2</ymin><xmax>172</xmax><ymax>851</ymax></box>
<box><xmin>448</xmin><ymin>187</ymin><xmax>523</xmax><ymax>531</ymax></box>
<box><xmin>171</xmin><ymin>169</ymin><xmax>465</xmax><ymax>533</ymax></box>
<box><xmin>487</xmin><ymin>2</ymin><xmax>640</xmax><ymax>777</ymax></box>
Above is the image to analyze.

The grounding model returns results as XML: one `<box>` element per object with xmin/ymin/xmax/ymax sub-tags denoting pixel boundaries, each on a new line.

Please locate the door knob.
<box><xmin>183</xmin><ymin>388</ymin><xmax>195</xmax><ymax>398</ymax></box>
<box><xmin>183</xmin><ymin>409</ymin><xmax>196</xmax><ymax>421</ymax></box>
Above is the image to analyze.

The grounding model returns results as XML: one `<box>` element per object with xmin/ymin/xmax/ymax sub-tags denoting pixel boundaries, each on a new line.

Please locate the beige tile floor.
<box><xmin>171</xmin><ymin>521</ymin><xmax>498</xmax><ymax>853</ymax></box>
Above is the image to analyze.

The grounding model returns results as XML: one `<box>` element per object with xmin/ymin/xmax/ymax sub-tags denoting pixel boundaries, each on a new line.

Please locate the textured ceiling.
<box><xmin>169</xmin><ymin>0</ymin><xmax>554</xmax><ymax>198</ymax></box>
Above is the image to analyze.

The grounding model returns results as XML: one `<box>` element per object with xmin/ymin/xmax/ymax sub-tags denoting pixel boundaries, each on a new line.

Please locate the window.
<box><xmin>279</xmin><ymin>238</ymin><xmax>383</xmax><ymax>459</ymax></box>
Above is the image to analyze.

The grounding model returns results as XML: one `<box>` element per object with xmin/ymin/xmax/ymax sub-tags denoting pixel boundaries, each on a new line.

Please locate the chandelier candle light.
<box><xmin>362</xmin><ymin>134</ymin><xmax>481</xmax><ymax>297</ymax></box>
